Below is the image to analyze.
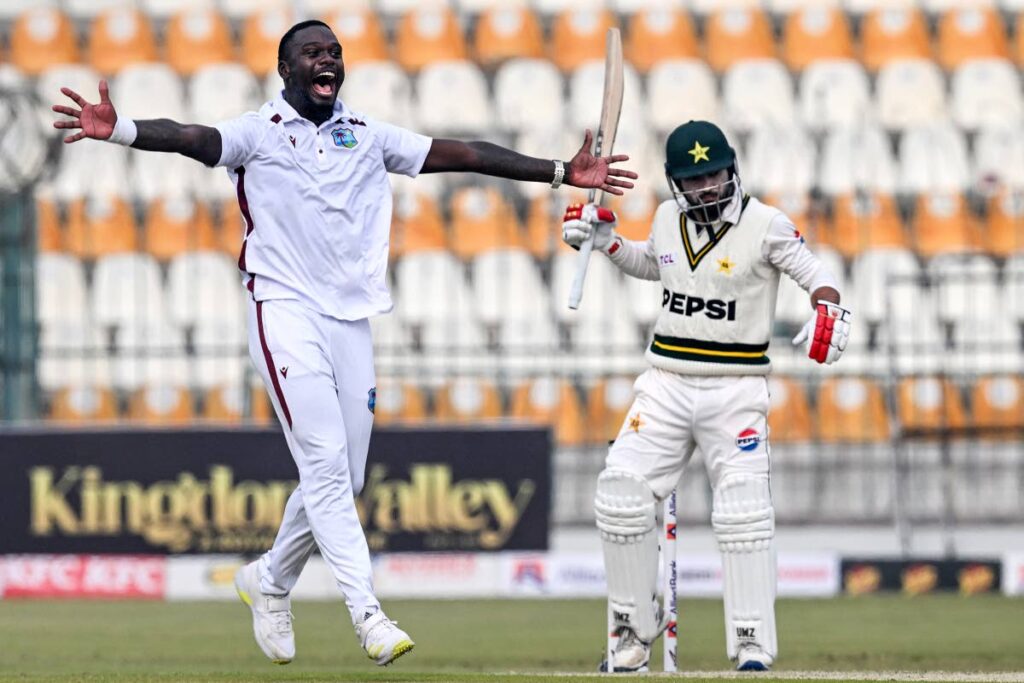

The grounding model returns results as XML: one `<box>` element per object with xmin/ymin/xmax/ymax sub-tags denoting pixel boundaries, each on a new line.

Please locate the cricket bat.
<box><xmin>567</xmin><ymin>27</ymin><xmax>624</xmax><ymax>310</ymax></box>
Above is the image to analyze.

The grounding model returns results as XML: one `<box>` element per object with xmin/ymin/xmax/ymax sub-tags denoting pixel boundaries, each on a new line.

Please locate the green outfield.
<box><xmin>3</xmin><ymin>596</ymin><xmax>1022</xmax><ymax>683</ymax></box>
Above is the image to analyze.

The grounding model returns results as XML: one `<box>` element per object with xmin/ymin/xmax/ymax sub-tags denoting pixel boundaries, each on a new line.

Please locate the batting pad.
<box><xmin>711</xmin><ymin>474</ymin><xmax>777</xmax><ymax>663</ymax></box>
<box><xmin>594</xmin><ymin>468</ymin><xmax>661</xmax><ymax>642</ymax></box>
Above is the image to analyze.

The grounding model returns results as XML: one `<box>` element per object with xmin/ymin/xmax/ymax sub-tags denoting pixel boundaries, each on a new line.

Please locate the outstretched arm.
<box><xmin>420</xmin><ymin>130</ymin><xmax>638</xmax><ymax>196</ymax></box>
<box><xmin>52</xmin><ymin>80</ymin><xmax>222</xmax><ymax>167</ymax></box>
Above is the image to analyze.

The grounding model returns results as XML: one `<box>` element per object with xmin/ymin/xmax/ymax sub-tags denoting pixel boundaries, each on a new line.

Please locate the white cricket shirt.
<box><xmin>215</xmin><ymin>93</ymin><xmax>432</xmax><ymax>321</ymax></box>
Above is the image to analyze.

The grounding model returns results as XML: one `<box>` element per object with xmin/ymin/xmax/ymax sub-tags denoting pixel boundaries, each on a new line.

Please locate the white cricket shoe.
<box><xmin>736</xmin><ymin>644</ymin><xmax>773</xmax><ymax>671</ymax></box>
<box><xmin>234</xmin><ymin>561</ymin><xmax>295</xmax><ymax>665</ymax></box>
<box><xmin>599</xmin><ymin>627</ymin><xmax>651</xmax><ymax>673</ymax></box>
<box><xmin>355</xmin><ymin>608</ymin><xmax>415</xmax><ymax>666</ymax></box>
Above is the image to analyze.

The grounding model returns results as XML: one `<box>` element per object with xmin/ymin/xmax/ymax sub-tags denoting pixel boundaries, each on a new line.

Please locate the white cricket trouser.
<box><xmin>246</xmin><ymin>297</ymin><xmax>377</xmax><ymax>624</ymax></box>
<box><xmin>606</xmin><ymin>368</ymin><xmax>771</xmax><ymax>497</ymax></box>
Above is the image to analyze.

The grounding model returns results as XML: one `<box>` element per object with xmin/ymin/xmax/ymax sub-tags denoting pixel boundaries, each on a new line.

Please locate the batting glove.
<box><xmin>792</xmin><ymin>301</ymin><xmax>852</xmax><ymax>365</ymax></box>
<box><xmin>562</xmin><ymin>202</ymin><xmax>617</xmax><ymax>252</ymax></box>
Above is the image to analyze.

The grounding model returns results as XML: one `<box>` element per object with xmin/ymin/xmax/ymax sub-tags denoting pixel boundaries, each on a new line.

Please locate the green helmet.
<box><xmin>664</xmin><ymin>120</ymin><xmax>736</xmax><ymax>180</ymax></box>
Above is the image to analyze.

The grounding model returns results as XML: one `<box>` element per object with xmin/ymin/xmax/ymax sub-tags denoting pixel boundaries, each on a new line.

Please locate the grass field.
<box><xmin>4</xmin><ymin>596</ymin><xmax>1023</xmax><ymax>683</ymax></box>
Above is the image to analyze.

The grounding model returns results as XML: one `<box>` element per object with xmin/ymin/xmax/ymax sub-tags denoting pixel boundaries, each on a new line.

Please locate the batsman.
<box><xmin>564</xmin><ymin>121</ymin><xmax>851</xmax><ymax>672</ymax></box>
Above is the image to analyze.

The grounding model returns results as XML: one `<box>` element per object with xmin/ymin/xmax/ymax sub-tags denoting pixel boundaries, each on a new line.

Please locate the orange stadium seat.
<box><xmin>525</xmin><ymin>190</ymin><xmax>589</xmax><ymax>260</ymax></box>
<box><xmin>984</xmin><ymin>190</ymin><xmax>1024</xmax><ymax>257</ymax></box>
<box><xmin>625</xmin><ymin>7</ymin><xmax>699</xmax><ymax>74</ymax></box>
<box><xmin>860</xmin><ymin>8</ymin><xmax>932</xmax><ymax>72</ymax></box>
<box><xmin>550</xmin><ymin>8</ymin><xmax>619</xmax><ymax>73</ymax></box>
<box><xmin>586</xmin><ymin>376</ymin><xmax>637</xmax><ymax>446</ymax></box>
<box><xmin>242</xmin><ymin>7</ymin><xmax>293</xmax><ymax>77</ymax></box>
<box><xmin>323</xmin><ymin>8</ymin><xmax>389</xmax><ymax>67</ymax></box>
<box><xmin>433</xmin><ymin>378</ymin><xmax>503</xmax><ymax>422</ymax></box>
<box><xmin>216</xmin><ymin>198</ymin><xmax>246</xmax><ymax>259</ymax></box>
<box><xmin>36</xmin><ymin>199</ymin><xmax>63</xmax><ymax>253</ymax></box>
<box><xmin>201</xmin><ymin>384</ymin><xmax>246</xmax><ymax>423</ymax></box>
<box><xmin>766</xmin><ymin>376</ymin><xmax>813</xmax><ymax>442</ymax></box>
<box><xmin>474</xmin><ymin>6</ymin><xmax>544</xmax><ymax>67</ymax></box>
<box><xmin>395</xmin><ymin>7</ymin><xmax>467</xmax><ymax>73</ymax></box>
<box><xmin>390</xmin><ymin>193</ymin><xmax>447</xmax><ymax>260</ymax></box>
<box><xmin>87</xmin><ymin>8</ymin><xmax>158</xmax><ymax>75</ymax></box>
<box><xmin>126</xmin><ymin>385</ymin><xmax>196</xmax><ymax>425</ymax></box>
<box><xmin>143</xmin><ymin>199</ymin><xmax>218</xmax><ymax>262</ymax></box>
<box><xmin>830</xmin><ymin>193</ymin><xmax>907</xmax><ymax>258</ymax></box>
<box><xmin>937</xmin><ymin>7</ymin><xmax>1009</xmax><ymax>71</ymax></box>
<box><xmin>48</xmin><ymin>385</ymin><xmax>119</xmax><ymax>423</ymax></box>
<box><xmin>782</xmin><ymin>7</ymin><xmax>854</xmax><ymax>72</ymax></box>
<box><xmin>449</xmin><ymin>187</ymin><xmax>523</xmax><ymax>260</ymax></box>
<box><xmin>9</xmin><ymin>7</ymin><xmax>79</xmax><ymax>75</ymax></box>
<box><xmin>165</xmin><ymin>8</ymin><xmax>235</xmax><ymax>75</ymax></box>
<box><xmin>510</xmin><ymin>378</ymin><xmax>587</xmax><ymax>447</ymax></box>
<box><xmin>64</xmin><ymin>196</ymin><xmax>138</xmax><ymax>260</ymax></box>
<box><xmin>910</xmin><ymin>193</ymin><xmax>980</xmax><ymax>258</ymax></box>
<box><xmin>816</xmin><ymin>377</ymin><xmax>890</xmax><ymax>442</ymax></box>
<box><xmin>372</xmin><ymin>379</ymin><xmax>429</xmax><ymax>425</ymax></box>
<box><xmin>970</xmin><ymin>376</ymin><xmax>1024</xmax><ymax>432</ymax></box>
<box><xmin>705</xmin><ymin>7</ymin><xmax>776</xmax><ymax>73</ymax></box>
<box><xmin>608</xmin><ymin>190</ymin><xmax>657</xmax><ymax>242</ymax></box>
<box><xmin>896</xmin><ymin>377</ymin><xmax>967</xmax><ymax>435</ymax></box>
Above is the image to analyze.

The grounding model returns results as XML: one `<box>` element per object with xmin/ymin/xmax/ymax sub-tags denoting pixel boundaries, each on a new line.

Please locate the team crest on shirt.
<box><xmin>332</xmin><ymin>127</ymin><xmax>358</xmax><ymax>148</ymax></box>
<box><xmin>367</xmin><ymin>387</ymin><xmax>376</xmax><ymax>414</ymax></box>
<box><xmin>736</xmin><ymin>428</ymin><xmax>761</xmax><ymax>452</ymax></box>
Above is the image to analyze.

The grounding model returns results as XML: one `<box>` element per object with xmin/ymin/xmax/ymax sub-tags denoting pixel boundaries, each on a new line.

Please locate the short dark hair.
<box><xmin>278</xmin><ymin>20</ymin><xmax>333</xmax><ymax>62</ymax></box>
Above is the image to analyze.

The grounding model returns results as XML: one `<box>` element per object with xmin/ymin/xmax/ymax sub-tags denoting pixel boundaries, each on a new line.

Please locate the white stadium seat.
<box><xmin>415</xmin><ymin>60</ymin><xmax>493</xmax><ymax>136</ymax></box>
<box><xmin>849</xmin><ymin>247</ymin><xmax>921</xmax><ymax>326</ymax></box>
<box><xmin>188</xmin><ymin>62</ymin><xmax>262</xmax><ymax>125</ymax></box>
<box><xmin>394</xmin><ymin>250</ymin><xmax>471</xmax><ymax>327</ymax></box>
<box><xmin>0</xmin><ymin>90</ymin><xmax>48</xmax><ymax>195</ymax></box>
<box><xmin>0</xmin><ymin>0</ymin><xmax>45</xmax><ymax>20</ymax></box>
<box><xmin>722</xmin><ymin>59</ymin><xmax>796</xmax><ymax>134</ymax></box>
<box><xmin>819</xmin><ymin>125</ymin><xmax>898</xmax><ymax>196</ymax></box>
<box><xmin>1005</xmin><ymin>254</ymin><xmax>1024</xmax><ymax>322</ymax></box>
<box><xmin>341</xmin><ymin>61</ymin><xmax>415</xmax><ymax>130</ymax></box>
<box><xmin>569</xmin><ymin>60</ymin><xmax>645</xmax><ymax>132</ymax></box>
<box><xmin>166</xmin><ymin>251</ymin><xmax>244</xmax><ymax>328</ymax></box>
<box><xmin>37</xmin><ymin>322</ymin><xmax>112</xmax><ymax>392</ymax></box>
<box><xmin>494</xmin><ymin>59</ymin><xmax>566</xmax><ymax>134</ymax></box>
<box><xmin>470</xmin><ymin>249</ymin><xmax>548</xmax><ymax>327</ymax></box>
<box><xmin>927</xmin><ymin>253</ymin><xmax>1000</xmax><ymax>325</ymax></box>
<box><xmin>370</xmin><ymin>312</ymin><xmax>414</xmax><ymax>354</ymax></box>
<box><xmin>744</xmin><ymin>125</ymin><xmax>815</xmax><ymax>196</ymax></box>
<box><xmin>192</xmin><ymin>317</ymin><xmax>249</xmax><ymax>389</ymax></box>
<box><xmin>131</xmin><ymin>150</ymin><xmax>197</xmax><ymax>203</ymax></box>
<box><xmin>775</xmin><ymin>246</ymin><xmax>845</xmax><ymax>326</ymax></box>
<box><xmin>973</xmin><ymin>126</ymin><xmax>1024</xmax><ymax>192</ymax></box>
<box><xmin>141</xmin><ymin>0</ymin><xmax>209</xmax><ymax>19</ymax></box>
<box><xmin>64</xmin><ymin>0</ymin><xmax>130</xmax><ymax>20</ymax></box>
<box><xmin>53</xmin><ymin>142</ymin><xmax>132</xmax><ymax>202</ymax></box>
<box><xmin>36</xmin><ymin>64</ymin><xmax>102</xmax><ymax>129</ymax></box>
<box><xmin>950</xmin><ymin>59</ymin><xmax>1024</xmax><ymax>132</ymax></box>
<box><xmin>91</xmin><ymin>253</ymin><xmax>166</xmax><ymax>329</ymax></box>
<box><xmin>646</xmin><ymin>59</ymin><xmax>719</xmax><ymax>136</ymax></box>
<box><xmin>689</xmin><ymin>0</ymin><xmax>761</xmax><ymax>14</ymax></box>
<box><xmin>113</xmin><ymin>320</ymin><xmax>190</xmax><ymax>391</ymax></box>
<box><xmin>514</xmin><ymin>128</ymin><xmax>583</xmax><ymax>200</ymax></box>
<box><xmin>798</xmin><ymin>59</ymin><xmax>871</xmax><ymax>132</ymax></box>
<box><xmin>875</xmin><ymin>59</ymin><xmax>947</xmax><ymax>132</ymax></box>
<box><xmin>220</xmin><ymin>0</ymin><xmax>289</xmax><ymax>21</ymax></box>
<box><xmin>113</xmin><ymin>63</ymin><xmax>186</xmax><ymax>120</ymax></box>
<box><xmin>898</xmin><ymin>123</ymin><xmax>971</xmax><ymax>195</ymax></box>
<box><xmin>35</xmin><ymin>253</ymin><xmax>88</xmax><ymax>328</ymax></box>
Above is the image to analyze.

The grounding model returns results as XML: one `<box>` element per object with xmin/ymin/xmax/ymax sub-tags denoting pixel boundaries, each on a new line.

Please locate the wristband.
<box><xmin>551</xmin><ymin>159</ymin><xmax>565</xmax><ymax>189</ymax></box>
<box><xmin>108</xmin><ymin>116</ymin><xmax>137</xmax><ymax>146</ymax></box>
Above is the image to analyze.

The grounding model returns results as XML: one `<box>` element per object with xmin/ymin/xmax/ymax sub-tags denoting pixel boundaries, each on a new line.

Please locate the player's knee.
<box><xmin>594</xmin><ymin>468</ymin><xmax>657</xmax><ymax>542</ymax></box>
<box><xmin>711</xmin><ymin>473</ymin><xmax>774</xmax><ymax>549</ymax></box>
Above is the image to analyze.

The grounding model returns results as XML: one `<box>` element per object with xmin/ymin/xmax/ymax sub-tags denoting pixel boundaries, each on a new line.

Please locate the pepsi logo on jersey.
<box><xmin>736</xmin><ymin>428</ymin><xmax>760</xmax><ymax>452</ymax></box>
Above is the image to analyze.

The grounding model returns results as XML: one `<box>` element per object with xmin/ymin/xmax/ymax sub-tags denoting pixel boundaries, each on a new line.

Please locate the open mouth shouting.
<box><xmin>311</xmin><ymin>68</ymin><xmax>338</xmax><ymax>102</ymax></box>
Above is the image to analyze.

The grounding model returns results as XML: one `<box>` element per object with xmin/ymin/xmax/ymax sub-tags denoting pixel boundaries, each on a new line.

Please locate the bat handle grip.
<box><xmin>567</xmin><ymin>233</ymin><xmax>595</xmax><ymax>310</ymax></box>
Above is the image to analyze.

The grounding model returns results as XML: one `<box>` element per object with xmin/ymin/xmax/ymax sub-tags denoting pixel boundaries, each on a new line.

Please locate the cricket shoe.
<box><xmin>598</xmin><ymin>627</ymin><xmax>651</xmax><ymax>673</ymax></box>
<box><xmin>736</xmin><ymin>644</ymin><xmax>773</xmax><ymax>671</ymax></box>
<box><xmin>234</xmin><ymin>561</ymin><xmax>295</xmax><ymax>665</ymax></box>
<box><xmin>355</xmin><ymin>608</ymin><xmax>415</xmax><ymax>666</ymax></box>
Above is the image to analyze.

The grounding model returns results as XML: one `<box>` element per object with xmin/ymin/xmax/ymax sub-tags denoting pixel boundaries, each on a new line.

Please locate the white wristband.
<box><xmin>107</xmin><ymin>116</ymin><xmax>137</xmax><ymax>146</ymax></box>
<box><xmin>551</xmin><ymin>159</ymin><xmax>565</xmax><ymax>189</ymax></box>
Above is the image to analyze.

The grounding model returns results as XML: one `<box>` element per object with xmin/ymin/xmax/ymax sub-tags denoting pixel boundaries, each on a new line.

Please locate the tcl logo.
<box><xmin>0</xmin><ymin>555</ymin><xmax>166</xmax><ymax>599</ymax></box>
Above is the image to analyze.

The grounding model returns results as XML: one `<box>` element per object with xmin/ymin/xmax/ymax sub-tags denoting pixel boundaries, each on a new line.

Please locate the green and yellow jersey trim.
<box><xmin>650</xmin><ymin>334</ymin><xmax>770</xmax><ymax>365</ymax></box>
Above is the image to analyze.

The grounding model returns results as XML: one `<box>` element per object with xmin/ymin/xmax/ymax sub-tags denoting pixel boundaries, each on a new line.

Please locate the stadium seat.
<box><xmin>434</xmin><ymin>377</ymin><xmax>503</xmax><ymax>422</ymax></box>
<box><xmin>113</xmin><ymin>322</ymin><xmax>191</xmax><ymax>393</ymax></box>
<box><xmin>569</xmin><ymin>60</ymin><xmax>645</xmax><ymax>132</ymax></box>
<box><xmin>625</xmin><ymin>7</ymin><xmax>699</xmax><ymax>73</ymax></box>
<box><xmin>608</xmin><ymin>190</ymin><xmax>657</xmax><ymax>243</ymax></box>
<box><xmin>394</xmin><ymin>250</ymin><xmax>469</xmax><ymax>327</ymax></box>
<box><xmin>875</xmin><ymin>59</ymin><xmax>947</xmax><ymax>132</ymax></box>
<box><xmin>390</xmin><ymin>193</ymin><xmax>447</xmax><ymax>260</ymax></box>
<box><xmin>36</xmin><ymin>253</ymin><xmax>88</xmax><ymax>328</ymax></box>
<box><xmin>721</xmin><ymin>60</ymin><xmax>796</xmax><ymax>134</ymax></box>
<box><xmin>927</xmin><ymin>253</ymin><xmax>1000</xmax><ymax>325</ymax></box>
<box><xmin>142</xmin><ymin>0</ymin><xmax>209</xmax><ymax>20</ymax></box>
<box><xmin>1006</xmin><ymin>254</ymin><xmax>1024</xmax><ymax>322</ymax></box>
<box><xmin>449</xmin><ymin>188</ymin><xmax>523</xmax><ymax>259</ymax></box>
<box><xmin>126</xmin><ymin>384</ymin><xmax>196</xmax><ymax>424</ymax></box>
<box><xmin>165</xmin><ymin>8</ymin><xmax>235</xmax><ymax>75</ymax></box>
<box><xmin>131</xmin><ymin>152</ymin><xmax>197</xmax><ymax>205</ymax></box>
<box><xmin>474</xmin><ymin>5</ymin><xmax>544</xmax><ymax>66</ymax></box>
<box><xmin>36</xmin><ymin>64</ymin><xmax>102</xmax><ymax>125</ymax></box>
<box><xmin>950</xmin><ymin>59</ymin><xmax>1023</xmax><ymax>132</ymax></box>
<box><xmin>973</xmin><ymin>127</ymin><xmax>1024</xmax><ymax>194</ymax></box>
<box><xmin>797</xmin><ymin>59</ymin><xmax>871</xmax><ymax>132</ymax></box>
<box><xmin>984</xmin><ymin>189</ymin><xmax>1024</xmax><ymax>256</ymax></box>
<box><xmin>896</xmin><ymin>377</ymin><xmax>968</xmax><ymax>435</ymax></box>
<box><xmin>510</xmin><ymin>378</ymin><xmax>587</xmax><ymax>446</ymax></box>
<box><xmin>241</xmin><ymin>7</ymin><xmax>293</xmax><ymax>76</ymax></box>
<box><xmin>322</xmin><ymin>7</ymin><xmax>389</xmax><ymax>66</ymax></box>
<box><xmin>524</xmin><ymin>194</ymin><xmax>569</xmax><ymax>259</ymax></box>
<box><xmin>937</xmin><ymin>7</ymin><xmax>1010</xmax><ymax>70</ymax></box>
<box><xmin>341</xmin><ymin>62</ymin><xmax>414</xmax><ymax>129</ymax></box>
<box><xmin>849</xmin><ymin>247</ymin><xmax>921</xmax><ymax>326</ymax></box>
<box><xmin>415</xmin><ymin>61</ymin><xmax>492</xmax><ymax>136</ymax></box>
<box><xmin>48</xmin><ymin>385</ymin><xmax>119</xmax><ymax>423</ymax></box>
<box><xmin>35</xmin><ymin>197</ymin><xmax>63</xmax><ymax>254</ymax></box>
<box><xmin>188</xmin><ymin>63</ymin><xmax>261</xmax><ymax>126</ymax></box>
<box><xmin>782</xmin><ymin>6</ymin><xmax>855</xmax><ymax>72</ymax></box>
<box><xmin>819</xmin><ymin>125</ymin><xmax>899</xmax><ymax>197</ymax></box>
<box><xmin>87</xmin><ymin>8</ymin><xmax>158</xmax><ymax>75</ymax></box>
<box><xmin>37</xmin><ymin>320</ymin><xmax>113</xmax><ymax>393</ymax></box>
<box><xmin>646</xmin><ymin>60</ymin><xmax>719</xmax><ymax>135</ymax></box>
<box><xmin>830</xmin><ymin>193</ymin><xmax>908</xmax><ymax>258</ymax></box>
<box><xmin>585</xmin><ymin>376</ymin><xmax>636</xmax><ymax>445</ymax></box>
<box><xmin>192</xmin><ymin>317</ymin><xmax>248</xmax><ymax>390</ymax></box>
<box><xmin>860</xmin><ymin>7</ymin><xmax>932</xmax><ymax>72</ymax></box>
<box><xmin>91</xmin><ymin>253</ymin><xmax>165</xmax><ymax>329</ymax></box>
<box><xmin>549</xmin><ymin>8</ymin><xmax>619</xmax><ymax>73</ymax></box>
<box><xmin>372</xmin><ymin>378</ymin><xmax>429</xmax><ymax>425</ymax></box>
<box><xmin>766</xmin><ymin>376</ymin><xmax>813</xmax><ymax>442</ymax></box>
<box><xmin>166</xmin><ymin>251</ymin><xmax>243</xmax><ymax>329</ymax></box>
<box><xmin>201</xmin><ymin>383</ymin><xmax>247</xmax><ymax>423</ymax></box>
<box><xmin>469</xmin><ymin>248</ymin><xmax>547</xmax><ymax>327</ymax></box>
<box><xmin>743</xmin><ymin>126</ymin><xmax>814</xmax><ymax>196</ymax></box>
<box><xmin>705</xmin><ymin>8</ymin><xmax>776</xmax><ymax>72</ymax></box>
<box><xmin>494</xmin><ymin>59</ymin><xmax>565</xmax><ymax>134</ymax></box>
<box><xmin>143</xmin><ymin>199</ymin><xmax>218</xmax><ymax>262</ymax></box>
<box><xmin>9</xmin><ymin>7</ymin><xmax>79</xmax><ymax>75</ymax></box>
<box><xmin>816</xmin><ymin>377</ymin><xmax>891</xmax><ymax>442</ymax></box>
<box><xmin>395</xmin><ymin>7</ymin><xmax>467</xmax><ymax>72</ymax></box>
<box><xmin>514</xmin><ymin>128</ymin><xmax>585</xmax><ymax>200</ymax></box>
<box><xmin>1017</xmin><ymin>11</ymin><xmax>1024</xmax><ymax>67</ymax></box>
<box><xmin>775</xmin><ymin>244</ymin><xmax>844</xmax><ymax>327</ymax></box>
<box><xmin>114</xmin><ymin>63</ymin><xmax>187</xmax><ymax>121</ymax></box>
<box><xmin>552</xmin><ymin>253</ymin><xmax>642</xmax><ymax>354</ymax></box>
<box><xmin>970</xmin><ymin>376</ymin><xmax>1024</xmax><ymax>431</ymax></box>
<box><xmin>370</xmin><ymin>308</ymin><xmax>414</xmax><ymax>358</ymax></box>
<box><xmin>0</xmin><ymin>0</ymin><xmax>44</xmax><ymax>21</ymax></box>
<box><xmin>64</xmin><ymin>196</ymin><xmax>137</xmax><ymax>260</ymax></box>
<box><xmin>910</xmin><ymin>193</ymin><xmax>979</xmax><ymax>257</ymax></box>
<box><xmin>899</xmin><ymin>124</ymin><xmax>971</xmax><ymax>195</ymax></box>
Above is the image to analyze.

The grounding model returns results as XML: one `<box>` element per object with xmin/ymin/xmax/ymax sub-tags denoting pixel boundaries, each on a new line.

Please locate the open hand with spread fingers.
<box><xmin>792</xmin><ymin>301</ymin><xmax>852</xmax><ymax>365</ymax></box>
<box><xmin>565</xmin><ymin>129</ymin><xmax>637</xmax><ymax>196</ymax></box>
<box><xmin>52</xmin><ymin>79</ymin><xmax>117</xmax><ymax>144</ymax></box>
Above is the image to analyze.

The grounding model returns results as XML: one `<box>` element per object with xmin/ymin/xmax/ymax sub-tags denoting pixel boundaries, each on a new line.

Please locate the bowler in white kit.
<box><xmin>52</xmin><ymin>19</ymin><xmax>637</xmax><ymax>667</ymax></box>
